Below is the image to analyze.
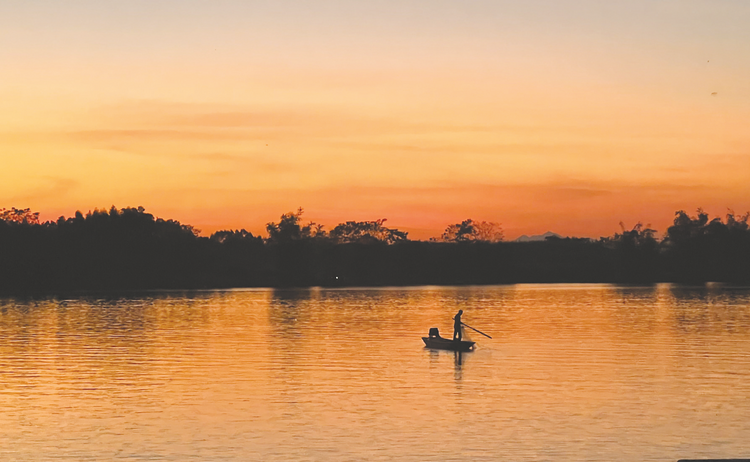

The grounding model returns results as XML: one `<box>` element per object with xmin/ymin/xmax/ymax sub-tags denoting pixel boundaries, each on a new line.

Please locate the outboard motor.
<box><xmin>428</xmin><ymin>327</ymin><xmax>440</xmax><ymax>338</ymax></box>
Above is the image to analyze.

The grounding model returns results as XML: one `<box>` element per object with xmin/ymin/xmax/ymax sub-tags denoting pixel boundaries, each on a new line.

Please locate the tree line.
<box><xmin>0</xmin><ymin>206</ymin><xmax>748</xmax><ymax>294</ymax></box>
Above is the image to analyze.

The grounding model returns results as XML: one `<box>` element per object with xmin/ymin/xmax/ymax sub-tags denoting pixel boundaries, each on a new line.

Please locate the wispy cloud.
<box><xmin>4</xmin><ymin>177</ymin><xmax>78</xmax><ymax>203</ymax></box>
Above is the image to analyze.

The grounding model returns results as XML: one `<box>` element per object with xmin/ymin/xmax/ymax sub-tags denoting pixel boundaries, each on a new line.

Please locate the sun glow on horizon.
<box><xmin>2</xmin><ymin>1</ymin><xmax>750</xmax><ymax>240</ymax></box>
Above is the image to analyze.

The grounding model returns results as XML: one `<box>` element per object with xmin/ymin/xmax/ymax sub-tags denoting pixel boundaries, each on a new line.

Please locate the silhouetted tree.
<box><xmin>603</xmin><ymin>222</ymin><xmax>658</xmax><ymax>250</ymax></box>
<box><xmin>4</xmin><ymin>205</ymin><xmax>750</xmax><ymax>294</ymax></box>
<box><xmin>726</xmin><ymin>210</ymin><xmax>750</xmax><ymax>232</ymax></box>
<box><xmin>264</xmin><ymin>208</ymin><xmax>328</xmax><ymax>286</ymax></box>
<box><xmin>330</xmin><ymin>218</ymin><xmax>408</xmax><ymax>244</ymax></box>
<box><xmin>0</xmin><ymin>207</ymin><xmax>40</xmax><ymax>224</ymax></box>
<box><xmin>665</xmin><ymin>209</ymin><xmax>710</xmax><ymax>247</ymax></box>
<box><xmin>207</xmin><ymin>229</ymin><xmax>270</xmax><ymax>287</ymax></box>
<box><xmin>661</xmin><ymin>209</ymin><xmax>750</xmax><ymax>282</ymax></box>
<box><xmin>266</xmin><ymin>208</ymin><xmax>326</xmax><ymax>243</ymax></box>
<box><xmin>210</xmin><ymin>229</ymin><xmax>260</xmax><ymax>244</ymax></box>
<box><xmin>601</xmin><ymin>222</ymin><xmax>659</xmax><ymax>282</ymax></box>
<box><xmin>438</xmin><ymin>219</ymin><xmax>503</xmax><ymax>242</ymax></box>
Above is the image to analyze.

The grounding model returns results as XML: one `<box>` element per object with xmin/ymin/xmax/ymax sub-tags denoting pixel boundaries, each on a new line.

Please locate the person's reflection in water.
<box><xmin>454</xmin><ymin>351</ymin><xmax>463</xmax><ymax>382</ymax></box>
<box><xmin>453</xmin><ymin>309</ymin><xmax>463</xmax><ymax>341</ymax></box>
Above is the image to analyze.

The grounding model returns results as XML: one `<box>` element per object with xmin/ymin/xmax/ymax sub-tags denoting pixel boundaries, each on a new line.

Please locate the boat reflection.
<box><xmin>425</xmin><ymin>346</ymin><xmax>468</xmax><ymax>381</ymax></box>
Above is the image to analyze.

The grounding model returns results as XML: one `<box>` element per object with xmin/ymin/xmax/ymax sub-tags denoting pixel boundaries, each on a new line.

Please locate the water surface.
<box><xmin>2</xmin><ymin>284</ymin><xmax>750</xmax><ymax>461</ymax></box>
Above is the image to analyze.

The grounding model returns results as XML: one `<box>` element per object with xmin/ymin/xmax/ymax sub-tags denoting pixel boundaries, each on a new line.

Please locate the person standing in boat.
<box><xmin>453</xmin><ymin>309</ymin><xmax>464</xmax><ymax>341</ymax></box>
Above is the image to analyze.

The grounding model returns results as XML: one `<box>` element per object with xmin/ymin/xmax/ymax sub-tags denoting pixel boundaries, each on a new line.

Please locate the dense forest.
<box><xmin>1</xmin><ymin>205</ymin><xmax>749</xmax><ymax>294</ymax></box>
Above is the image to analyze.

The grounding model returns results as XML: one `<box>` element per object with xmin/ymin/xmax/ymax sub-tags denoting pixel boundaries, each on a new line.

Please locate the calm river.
<box><xmin>2</xmin><ymin>284</ymin><xmax>750</xmax><ymax>461</ymax></box>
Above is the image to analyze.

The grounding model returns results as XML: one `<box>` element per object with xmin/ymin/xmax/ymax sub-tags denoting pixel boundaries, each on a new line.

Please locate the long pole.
<box><xmin>461</xmin><ymin>322</ymin><xmax>492</xmax><ymax>339</ymax></box>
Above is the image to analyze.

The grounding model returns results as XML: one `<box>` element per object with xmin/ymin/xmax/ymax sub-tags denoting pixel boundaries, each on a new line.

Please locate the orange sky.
<box><xmin>2</xmin><ymin>1</ymin><xmax>749</xmax><ymax>240</ymax></box>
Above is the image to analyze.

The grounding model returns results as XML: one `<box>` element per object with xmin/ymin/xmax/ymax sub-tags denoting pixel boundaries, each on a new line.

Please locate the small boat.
<box><xmin>422</xmin><ymin>328</ymin><xmax>475</xmax><ymax>351</ymax></box>
<box><xmin>422</xmin><ymin>336</ymin><xmax>475</xmax><ymax>351</ymax></box>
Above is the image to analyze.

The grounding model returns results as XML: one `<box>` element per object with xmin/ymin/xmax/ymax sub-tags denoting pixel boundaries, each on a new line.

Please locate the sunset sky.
<box><xmin>2</xmin><ymin>1</ymin><xmax>749</xmax><ymax>240</ymax></box>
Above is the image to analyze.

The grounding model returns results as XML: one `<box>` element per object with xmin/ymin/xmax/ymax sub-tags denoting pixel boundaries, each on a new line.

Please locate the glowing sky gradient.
<box><xmin>2</xmin><ymin>1</ymin><xmax>749</xmax><ymax>239</ymax></box>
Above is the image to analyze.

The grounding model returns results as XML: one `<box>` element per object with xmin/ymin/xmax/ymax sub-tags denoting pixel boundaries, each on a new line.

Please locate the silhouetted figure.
<box><xmin>453</xmin><ymin>309</ymin><xmax>463</xmax><ymax>341</ymax></box>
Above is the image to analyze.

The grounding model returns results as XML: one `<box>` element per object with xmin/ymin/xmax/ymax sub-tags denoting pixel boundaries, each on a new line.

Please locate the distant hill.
<box><xmin>514</xmin><ymin>231</ymin><xmax>563</xmax><ymax>242</ymax></box>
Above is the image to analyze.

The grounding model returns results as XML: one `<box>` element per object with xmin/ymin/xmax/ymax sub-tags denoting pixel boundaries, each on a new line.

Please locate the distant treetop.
<box><xmin>0</xmin><ymin>207</ymin><xmax>40</xmax><ymax>225</ymax></box>
<box><xmin>437</xmin><ymin>219</ymin><xmax>504</xmax><ymax>243</ymax></box>
<box><xmin>330</xmin><ymin>218</ymin><xmax>408</xmax><ymax>244</ymax></box>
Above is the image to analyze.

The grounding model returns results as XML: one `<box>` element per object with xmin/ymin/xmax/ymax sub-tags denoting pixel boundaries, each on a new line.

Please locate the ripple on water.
<box><xmin>1</xmin><ymin>285</ymin><xmax>750</xmax><ymax>461</ymax></box>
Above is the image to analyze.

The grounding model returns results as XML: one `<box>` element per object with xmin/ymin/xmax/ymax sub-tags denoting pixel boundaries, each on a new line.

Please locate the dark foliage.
<box><xmin>330</xmin><ymin>219</ymin><xmax>408</xmax><ymax>244</ymax></box>
<box><xmin>437</xmin><ymin>219</ymin><xmax>504</xmax><ymax>242</ymax></box>
<box><xmin>600</xmin><ymin>222</ymin><xmax>660</xmax><ymax>282</ymax></box>
<box><xmin>662</xmin><ymin>210</ymin><xmax>750</xmax><ymax>282</ymax></box>
<box><xmin>1</xmin><ymin>206</ymin><xmax>749</xmax><ymax>294</ymax></box>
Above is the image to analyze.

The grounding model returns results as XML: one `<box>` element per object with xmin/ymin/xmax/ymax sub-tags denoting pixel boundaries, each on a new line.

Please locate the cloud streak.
<box><xmin>4</xmin><ymin>177</ymin><xmax>78</xmax><ymax>204</ymax></box>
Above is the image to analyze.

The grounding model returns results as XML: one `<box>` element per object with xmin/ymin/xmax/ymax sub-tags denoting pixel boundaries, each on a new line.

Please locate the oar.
<box><xmin>461</xmin><ymin>322</ymin><xmax>492</xmax><ymax>339</ymax></box>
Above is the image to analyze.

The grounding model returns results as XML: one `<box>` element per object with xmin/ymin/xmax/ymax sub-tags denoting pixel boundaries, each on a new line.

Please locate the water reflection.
<box><xmin>658</xmin><ymin>284</ymin><xmax>750</xmax><ymax>336</ymax></box>
<box><xmin>1</xmin><ymin>285</ymin><xmax>750</xmax><ymax>461</ymax></box>
<box><xmin>272</xmin><ymin>287</ymin><xmax>317</xmax><ymax>302</ymax></box>
<box><xmin>426</xmin><ymin>348</ymin><xmax>467</xmax><ymax>383</ymax></box>
<box><xmin>454</xmin><ymin>350</ymin><xmax>463</xmax><ymax>366</ymax></box>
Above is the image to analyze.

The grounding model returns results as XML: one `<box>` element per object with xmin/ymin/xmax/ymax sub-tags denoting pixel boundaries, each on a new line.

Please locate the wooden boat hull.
<box><xmin>422</xmin><ymin>336</ymin><xmax>475</xmax><ymax>352</ymax></box>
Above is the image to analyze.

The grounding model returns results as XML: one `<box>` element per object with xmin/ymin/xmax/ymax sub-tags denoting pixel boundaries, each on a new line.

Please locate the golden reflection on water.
<box><xmin>1</xmin><ymin>284</ymin><xmax>750</xmax><ymax>461</ymax></box>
